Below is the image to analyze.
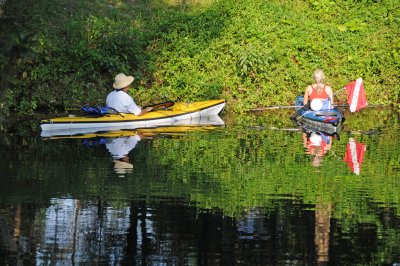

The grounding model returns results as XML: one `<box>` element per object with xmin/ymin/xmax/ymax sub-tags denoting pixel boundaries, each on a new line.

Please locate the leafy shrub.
<box><xmin>0</xmin><ymin>0</ymin><xmax>398</xmax><ymax>114</ymax></box>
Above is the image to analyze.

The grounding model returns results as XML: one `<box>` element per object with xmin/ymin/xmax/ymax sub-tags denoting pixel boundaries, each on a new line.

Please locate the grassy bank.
<box><xmin>0</xmin><ymin>0</ymin><xmax>399</xmax><ymax>114</ymax></box>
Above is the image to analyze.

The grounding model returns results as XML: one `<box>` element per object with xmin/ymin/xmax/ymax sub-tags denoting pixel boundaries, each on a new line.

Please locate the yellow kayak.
<box><xmin>40</xmin><ymin>99</ymin><xmax>225</xmax><ymax>133</ymax></box>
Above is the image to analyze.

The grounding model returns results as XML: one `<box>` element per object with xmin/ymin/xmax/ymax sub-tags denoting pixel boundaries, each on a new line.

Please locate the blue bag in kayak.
<box><xmin>81</xmin><ymin>105</ymin><xmax>118</xmax><ymax>115</ymax></box>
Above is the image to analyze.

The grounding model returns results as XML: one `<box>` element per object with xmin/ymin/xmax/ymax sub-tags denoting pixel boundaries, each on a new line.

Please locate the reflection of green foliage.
<box><xmin>138</xmin><ymin>128</ymin><xmax>400</xmax><ymax>220</ymax></box>
<box><xmin>0</xmin><ymin>110</ymin><xmax>399</xmax><ymax>254</ymax></box>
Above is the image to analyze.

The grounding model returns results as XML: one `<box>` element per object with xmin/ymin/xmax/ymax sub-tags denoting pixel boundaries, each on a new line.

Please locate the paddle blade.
<box><xmin>345</xmin><ymin>78</ymin><xmax>368</xmax><ymax>112</ymax></box>
<box><xmin>144</xmin><ymin>101</ymin><xmax>175</xmax><ymax>110</ymax></box>
<box><xmin>344</xmin><ymin>138</ymin><xmax>366</xmax><ymax>175</ymax></box>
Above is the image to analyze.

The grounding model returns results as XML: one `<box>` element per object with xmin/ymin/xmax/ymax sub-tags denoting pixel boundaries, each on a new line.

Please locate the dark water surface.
<box><xmin>1</xmin><ymin>109</ymin><xmax>400</xmax><ymax>265</ymax></box>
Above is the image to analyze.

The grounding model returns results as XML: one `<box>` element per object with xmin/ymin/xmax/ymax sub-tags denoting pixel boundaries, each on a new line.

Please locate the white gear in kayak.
<box><xmin>310</xmin><ymin>99</ymin><xmax>323</xmax><ymax>111</ymax></box>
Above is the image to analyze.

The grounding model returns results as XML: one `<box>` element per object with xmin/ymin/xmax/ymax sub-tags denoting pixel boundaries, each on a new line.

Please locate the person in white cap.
<box><xmin>106</xmin><ymin>73</ymin><xmax>153</xmax><ymax>115</ymax></box>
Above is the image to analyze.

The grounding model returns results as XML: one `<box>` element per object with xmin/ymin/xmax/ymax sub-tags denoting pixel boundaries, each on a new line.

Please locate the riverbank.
<box><xmin>0</xmin><ymin>0</ymin><xmax>399</xmax><ymax>115</ymax></box>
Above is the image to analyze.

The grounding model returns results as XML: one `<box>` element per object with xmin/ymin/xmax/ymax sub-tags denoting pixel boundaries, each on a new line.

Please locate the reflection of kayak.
<box><xmin>291</xmin><ymin>96</ymin><xmax>344</xmax><ymax>135</ymax></box>
<box><xmin>40</xmin><ymin>100</ymin><xmax>225</xmax><ymax>131</ymax></box>
<box><xmin>41</xmin><ymin>115</ymin><xmax>225</xmax><ymax>138</ymax></box>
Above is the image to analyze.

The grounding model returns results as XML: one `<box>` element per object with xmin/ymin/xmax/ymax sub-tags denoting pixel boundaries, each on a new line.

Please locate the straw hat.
<box><xmin>113</xmin><ymin>160</ymin><xmax>133</xmax><ymax>175</ymax></box>
<box><xmin>113</xmin><ymin>73</ymin><xmax>134</xmax><ymax>89</ymax></box>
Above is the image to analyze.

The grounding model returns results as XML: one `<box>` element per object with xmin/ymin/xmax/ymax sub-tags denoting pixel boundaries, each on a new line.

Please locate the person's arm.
<box><xmin>302</xmin><ymin>133</ymin><xmax>308</xmax><ymax>148</ymax></box>
<box><xmin>326</xmin><ymin>86</ymin><xmax>334</xmax><ymax>105</ymax></box>
<box><xmin>123</xmin><ymin>94</ymin><xmax>147</xmax><ymax>115</ymax></box>
<box><xmin>303</xmin><ymin>86</ymin><xmax>311</xmax><ymax>105</ymax></box>
<box><xmin>136</xmin><ymin>106</ymin><xmax>153</xmax><ymax>116</ymax></box>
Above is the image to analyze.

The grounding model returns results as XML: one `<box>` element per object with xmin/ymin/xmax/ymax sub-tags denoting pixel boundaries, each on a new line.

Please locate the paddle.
<box><xmin>143</xmin><ymin>101</ymin><xmax>175</xmax><ymax>110</ymax></box>
<box><xmin>251</xmin><ymin>78</ymin><xmax>369</xmax><ymax>112</ymax></box>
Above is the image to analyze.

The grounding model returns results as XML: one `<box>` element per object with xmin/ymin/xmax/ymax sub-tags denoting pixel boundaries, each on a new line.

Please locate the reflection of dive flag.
<box><xmin>345</xmin><ymin>78</ymin><xmax>368</xmax><ymax>112</ymax></box>
<box><xmin>344</xmin><ymin>138</ymin><xmax>366</xmax><ymax>175</ymax></box>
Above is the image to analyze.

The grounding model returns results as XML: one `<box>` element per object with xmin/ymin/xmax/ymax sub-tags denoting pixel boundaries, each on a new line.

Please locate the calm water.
<box><xmin>1</xmin><ymin>109</ymin><xmax>400</xmax><ymax>265</ymax></box>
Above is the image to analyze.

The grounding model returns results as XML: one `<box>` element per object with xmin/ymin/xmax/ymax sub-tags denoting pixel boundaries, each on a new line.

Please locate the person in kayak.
<box><xmin>303</xmin><ymin>131</ymin><xmax>332</xmax><ymax>167</ymax></box>
<box><xmin>106</xmin><ymin>73</ymin><xmax>153</xmax><ymax>115</ymax></box>
<box><xmin>303</xmin><ymin>69</ymin><xmax>334</xmax><ymax>110</ymax></box>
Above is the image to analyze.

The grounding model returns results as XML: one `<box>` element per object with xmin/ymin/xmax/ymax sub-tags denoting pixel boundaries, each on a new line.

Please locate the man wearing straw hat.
<box><xmin>106</xmin><ymin>73</ymin><xmax>153</xmax><ymax>115</ymax></box>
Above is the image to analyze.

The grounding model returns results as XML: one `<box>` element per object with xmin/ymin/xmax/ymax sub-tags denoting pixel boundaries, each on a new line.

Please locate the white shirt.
<box><xmin>106</xmin><ymin>90</ymin><xmax>141</xmax><ymax>115</ymax></box>
<box><xmin>106</xmin><ymin>135</ymin><xmax>141</xmax><ymax>159</ymax></box>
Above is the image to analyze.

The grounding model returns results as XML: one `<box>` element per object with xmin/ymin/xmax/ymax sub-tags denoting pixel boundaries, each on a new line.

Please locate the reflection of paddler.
<box><xmin>113</xmin><ymin>157</ymin><xmax>134</xmax><ymax>175</ymax></box>
<box><xmin>106</xmin><ymin>134</ymin><xmax>141</xmax><ymax>159</ymax></box>
<box><xmin>303</xmin><ymin>132</ymin><xmax>332</xmax><ymax>167</ymax></box>
<box><xmin>106</xmin><ymin>134</ymin><xmax>141</xmax><ymax>175</ymax></box>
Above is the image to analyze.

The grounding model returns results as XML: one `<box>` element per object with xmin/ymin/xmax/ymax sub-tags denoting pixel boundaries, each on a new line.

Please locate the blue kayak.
<box><xmin>291</xmin><ymin>96</ymin><xmax>345</xmax><ymax>134</ymax></box>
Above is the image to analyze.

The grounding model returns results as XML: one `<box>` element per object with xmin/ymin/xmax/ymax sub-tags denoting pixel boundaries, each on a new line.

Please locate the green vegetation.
<box><xmin>0</xmin><ymin>0</ymin><xmax>399</xmax><ymax>114</ymax></box>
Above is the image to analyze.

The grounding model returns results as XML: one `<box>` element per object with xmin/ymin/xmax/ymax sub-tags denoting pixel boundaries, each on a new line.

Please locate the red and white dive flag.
<box><xmin>345</xmin><ymin>78</ymin><xmax>368</xmax><ymax>112</ymax></box>
<box><xmin>344</xmin><ymin>138</ymin><xmax>366</xmax><ymax>175</ymax></box>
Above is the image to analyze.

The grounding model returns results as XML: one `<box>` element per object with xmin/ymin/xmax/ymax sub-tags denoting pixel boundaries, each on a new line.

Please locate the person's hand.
<box><xmin>137</xmin><ymin>106</ymin><xmax>152</xmax><ymax>116</ymax></box>
<box><xmin>143</xmin><ymin>107</ymin><xmax>153</xmax><ymax>113</ymax></box>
